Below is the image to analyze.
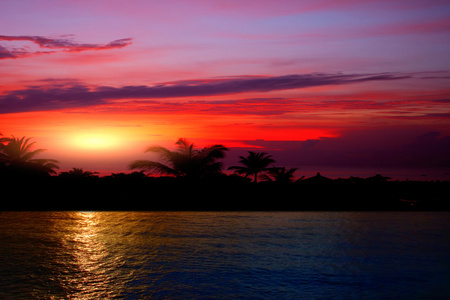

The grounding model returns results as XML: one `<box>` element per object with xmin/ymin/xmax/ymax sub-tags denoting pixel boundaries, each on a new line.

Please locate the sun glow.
<box><xmin>72</xmin><ymin>133</ymin><xmax>120</xmax><ymax>150</ymax></box>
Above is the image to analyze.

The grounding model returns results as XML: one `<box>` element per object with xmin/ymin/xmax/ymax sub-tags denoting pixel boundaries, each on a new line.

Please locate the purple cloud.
<box><xmin>0</xmin><ymin>73</ymin><xmax>409</xmax><ymax>113</ymax></box>
<box><xmin>0</xmin><ymin>35</ymin><xmax>132</xmax><ymax>59</ymax></box>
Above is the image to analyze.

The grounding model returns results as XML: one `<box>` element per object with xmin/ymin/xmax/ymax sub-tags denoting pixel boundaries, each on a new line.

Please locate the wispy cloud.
<box><xmin>106</xmin><ymin>98</ymin><xmax>445</xmax><ymax>117</ymax></box>
<box><xmin>0</xmin><ymin>35</ymin><xmax>132</xmax><ymax>59</ymax></box>
<box><xmin>0</xmin><ymin>72</ymin><xmax>409</xmax><ymax>113</ymax></box>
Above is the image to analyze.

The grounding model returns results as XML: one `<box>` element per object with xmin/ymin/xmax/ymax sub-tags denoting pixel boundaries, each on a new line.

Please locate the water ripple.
<box><xmin>1</xmin><ymin>211</ymin><xmax>449</xmax><ymax>299</ymax></box>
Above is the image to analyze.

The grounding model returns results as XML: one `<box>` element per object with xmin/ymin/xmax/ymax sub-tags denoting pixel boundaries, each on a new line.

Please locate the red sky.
<box><xmin>1</xmin><ymin>0</ymin><xmax>450</xmax><ymax>179</ymax></box>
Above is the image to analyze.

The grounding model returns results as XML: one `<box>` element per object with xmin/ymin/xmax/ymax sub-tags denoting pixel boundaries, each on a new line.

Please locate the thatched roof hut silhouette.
<box><xmin>302</xmin><ymin>172</ymin><xmax>333</xmax><ymax>184</ymax></box>
<box><xmin>366</xmin><ymin>174</ymin><xmax>391</xmax><ymax>183</ymax></box>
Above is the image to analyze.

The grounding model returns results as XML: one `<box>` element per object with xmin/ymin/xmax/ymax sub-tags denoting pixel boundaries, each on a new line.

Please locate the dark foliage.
<box><xmin>0</xmin><ymin>135</ymin><xmax>59</xmax><ymax>177</ymax></box>
<box><xmin>0</xmin><ymin>134</ymin><xmax>448</xmax><ymax>211</ymax></box>
<box><xmin>0</xmin><ymin>172</ymin><xmax>448</xmax><ymax>211</ymax></box>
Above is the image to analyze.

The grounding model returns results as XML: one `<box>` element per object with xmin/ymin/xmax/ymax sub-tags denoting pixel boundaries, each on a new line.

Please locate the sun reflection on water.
<box><xmin>73</xmin><ymin>212</ymin><xmax>104</xmax><ymax>269</ymax></box>
<box><xmin>60</xmin><ymin>212</ymin><xmax>122</xmax><ymax>299</ymax></box>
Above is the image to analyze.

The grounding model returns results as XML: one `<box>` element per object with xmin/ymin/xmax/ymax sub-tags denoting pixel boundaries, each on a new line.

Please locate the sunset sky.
<box><xmin>1</xmin><ymin>0</ymin><xmax>450</xmax><ymax>179</ymax></box>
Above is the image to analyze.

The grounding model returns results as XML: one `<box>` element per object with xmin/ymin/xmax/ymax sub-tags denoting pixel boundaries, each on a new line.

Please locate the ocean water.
<box><xmin>1</xmin><ymin>212</ymin><xmax>449</xmax><ymax>299</ymax></box>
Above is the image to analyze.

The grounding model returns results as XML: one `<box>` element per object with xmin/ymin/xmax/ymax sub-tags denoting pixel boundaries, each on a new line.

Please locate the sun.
<box><xmin>72</xmin><ymin>133</ymin><xmax>120</xmax><ymax>150</ymax></box>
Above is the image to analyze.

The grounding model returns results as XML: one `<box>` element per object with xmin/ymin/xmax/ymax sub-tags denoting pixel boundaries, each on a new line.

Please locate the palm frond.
<box><xmin>129</xmin><ymin>160</ymin><xmax>179</xmax><ymax>176</ymax></box>
<box><xmin>0</xmin><ymin>136</ymin><xmax>58</xmax><ymax>174</ymax></box>
<box><xmin>145</xmin><ymin>146</ymin><xmax>174</xmax><ymax>162</ymax></box>
<box><xmin>197</xmin><ymin>145</ymin><xmax>228</xmax><ymax>166</ymax></box>
<box><xmin>175</xmin><ymin>138</ymin><xmax>195</xmax><ymax>157</ymax></box>
<box><xmin>19</xmin><ymin>137</ymin><xmax>37</xmax><ymax>154</ymax></box>
<box><xmin>201</xmin><ymin>144</ymin><xmax>228</xmax><ymax>159</ymax></box>
<box><xmin>227</xmin><ymin>165</ymin><xmax>251</xmax><ymax>176</ymax></box>
<box><xmin>204</xmin><ymin>161</ymin><xmax>224</xmax><ymax>174</ymax></box>
<box><xmin>0</xmin><ymin>133</ymin><xmax>8</xmax><ymax>146</ymax></box>
<box><xmin>31</xmin><ymin>158</ymin><xmax>59</xmax><ymax>166</ymax></box>
<box><xmin>21</xmin><ymin>148</ymin><xmax>46</xmax><ymax>161</ymax></box>
<box><xmin>259</xmin><ymin>174</ymin><xmax>273</xmax><ymax>182</ymax></box>
<box><xmin>295</xmin><ymin>176</ymin><xmax>305</xmax><ymax>183</ymax></box>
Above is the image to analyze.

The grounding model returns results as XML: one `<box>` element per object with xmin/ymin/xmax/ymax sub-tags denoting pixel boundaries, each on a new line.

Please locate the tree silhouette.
<box><xmin>59</xmin><ymin>168</ymin><xmax>99</xmax><ymax>178</ymax></box>
<box><xmin>228</xmin><ymin>151</ymin><xmax>275</xmax><ymax>183</ymax></box>
<box><xmin>0</xmin><ymin>133</ymin><xmax>7</xmax><ymax>172</ymax></box>
<box><xmin>0</xmin><ymin>136</ymin><xmax>59</xmax><ymax>176</ymax></box>
<box><xmin>260</xmin><ymin>167</ymin><xmax>303</xmax><ymax>184</ymax></box>
<box><xmin>129</xmin><ymin>138</ymin><xmax>228</xmax><ymax>179</ymax></box>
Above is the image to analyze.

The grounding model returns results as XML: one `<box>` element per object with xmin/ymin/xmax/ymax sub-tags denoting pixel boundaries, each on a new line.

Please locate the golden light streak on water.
<box><xmin>55</xmin><ymin>212</ymin><xmax>126</xmax><ymax>299</ymax></box>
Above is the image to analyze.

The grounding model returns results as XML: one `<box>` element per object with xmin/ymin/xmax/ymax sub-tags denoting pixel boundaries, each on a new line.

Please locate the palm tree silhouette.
<box><xmin>129</xmin><ymin>138</ymin><xmax>228</xmax><ymax>179</ymax></box>
<box><xmin>260</xmin><ymin>167</ymin><xmax>304</xmax><ymax>184</ymax></box>
<box><xmin>0</xmin><ymin>136</ymin><xmax>59</xmax><ymax>176</ymax></box>
<box><xmin>228</xmin><ymin>151</ymin><xmax>275</xmax><ymax>183</ymax></box>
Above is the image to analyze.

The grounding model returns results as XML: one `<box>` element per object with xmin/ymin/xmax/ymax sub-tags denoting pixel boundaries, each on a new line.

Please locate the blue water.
<box><xmin>1</xmin><ymin>212</ymin><xmax>449</xmax><ymax>299</ymax></box>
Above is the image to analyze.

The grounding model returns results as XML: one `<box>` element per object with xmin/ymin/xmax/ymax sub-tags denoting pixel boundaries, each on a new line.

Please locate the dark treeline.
<box><xmin>1</xmin><ymin>135</ymin><xmax>449</xmax><ymax>211</ymax></box>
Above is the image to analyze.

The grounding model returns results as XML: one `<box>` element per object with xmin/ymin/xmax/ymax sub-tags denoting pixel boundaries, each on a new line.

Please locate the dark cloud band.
<box><xmin>0</xmin><ymin>73</ymin><xmax>409</xmax><ymax>113</ymax></box>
